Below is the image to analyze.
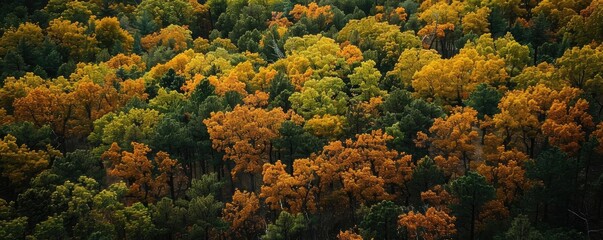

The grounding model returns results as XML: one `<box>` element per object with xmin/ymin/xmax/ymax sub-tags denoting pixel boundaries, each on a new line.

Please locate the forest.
<box><xmin>0</xmin><ymin>0</ymin><xmax>603</xmax><ymax>239</ymax></box>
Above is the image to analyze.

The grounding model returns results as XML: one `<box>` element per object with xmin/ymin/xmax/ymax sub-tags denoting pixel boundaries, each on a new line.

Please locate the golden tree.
<box><xmin>398</xmin><ymin>207</ymin><xmax>457</xmax><ymax>240</ymax></box>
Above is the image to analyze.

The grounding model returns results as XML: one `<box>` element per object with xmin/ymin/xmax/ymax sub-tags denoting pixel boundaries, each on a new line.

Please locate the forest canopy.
<box><xmin>1</xmin><ymin>0</ymin><xmax>603</xmax><ymax>239</ymax></box>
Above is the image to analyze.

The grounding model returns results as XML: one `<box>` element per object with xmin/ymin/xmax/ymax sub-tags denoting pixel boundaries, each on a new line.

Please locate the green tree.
<box><xmin>51</xmin><ymin>149</ymin><xmax>104</xmax><ymax>183</ymax></box>
<box><xmin>262</xmin><ymin>211</ymin><xmax>307</xmax><ymax>240</ymax></box>
<box><xmin>380</xmin><ymin>89</ymin><xmax>445</xmax><ymax>155</ymax></box>
<box><xmin>359</xmin><ymin>201</ymin><xmax>403</xmax><ymax>240</ymax></box>
<box><xmin>151</xmin><ymin>198</ymin><xmax>187</xmax><ymax>240</ymax></box>
<box><xmin>526</xmin><ymin>148</ymin><xmax>576</xmax><ymax>225</ymax></box>
<box><xmin>407</xmin><ymin>156</ymin><xmax>446</xmax><ymax>204</ymax></box>
<box><xmin>464</xmin><ymin>83</ymin><xmax>502</xmax><ymax>120</ymax></box>
<box><xmin>0</xmin><ymin>199</ymin><xmax>27</xmax><ymax>240</ymax></box>
<box><xmin>496</xmin><ymin>215</ymin><xmax>544</xmax><ymax>240</ymax></box>
<box><xmin>448</xmin><ymin>171</ymin><xmax>495</xmax><ymax>240</ymax></box>
<box><xmin>185</xmin><ymin>174</ymin><xmax>227</xmax><ymax>240</ymax></box>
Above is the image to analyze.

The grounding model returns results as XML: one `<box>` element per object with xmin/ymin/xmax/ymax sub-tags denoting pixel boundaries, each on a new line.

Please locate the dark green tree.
<box><xmin>464</xmin><ymin>83</ymin><xmax>502</xmax><ymax>120</ymax></box>
<box><xmin>262</xmin><ymin>211</ymin><xmax>307</xmax><ymax>240</ymax></box>
<box><xmin>407</xmin><ymin>156</ymin><xmax>446</xmax><ymax>205</ymax></box>
<box><xmin>359</xmin><ymin>201</ymin><xmax>403</xmax><ymax>240</ymax></box>
<box><xmin>160</xmin><ymin>68</ymin><xmax>186</xmax><ymax>93</ymax></box>
<box><xmin>51</xmin><ymin>150</ymin><xmax>104</xmax><ymax>183</ymax></box>
<box><xmin>526</xmin><ymin>148</ymin><xmax>576</xmax><ymax>225</ymax></box>
<box><xmin>448</xmin><ymin>171</ymin><xmax>495</xmax><ymax>240</ymax></box>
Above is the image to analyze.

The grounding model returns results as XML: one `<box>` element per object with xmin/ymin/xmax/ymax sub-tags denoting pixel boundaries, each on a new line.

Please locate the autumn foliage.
<box><xmin>1</xmin><ymin>0</ymin><xmax>602</xmax><ymax>239</ymax></box>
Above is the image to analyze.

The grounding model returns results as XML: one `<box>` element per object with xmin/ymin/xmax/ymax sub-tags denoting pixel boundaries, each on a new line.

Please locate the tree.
<box><xmin>290</xmin><ymin>3</ymin><xmax>334</xmax><ymax>24</ymax></box>
<box><xmin>135</xmin><ymin>0</ymin><xmax>196</xmax><ymax>29</ymax></box>
<box><xmin>0</xmin><ymin>22</ymin><xmax>44</xmax><ymax>57</ymax></box>
<box><xmin>511</xmin><ymin>62</ymin><xmax>561</xmax><ymax>89</ymax></box>
<box><xmin>407</xmin><ymin>157</ymin><xmax>446</xmax><ymax>205</ymax></box>
<box><xmin>556</xmin><ymin>45</ymin><xmax>603</xmax><ymax>89</ymax></box>
<box><xmin>187</xmin><ymin>195</ymin><xmax>225</xmax><ymax>239</ymax></box>
<box><xmin>416</xmin><ymin>0</ymin><xmax>464</xmax><ymax>57</ymax></box>
<box><xmin>94</xmin><ymin>17</ymin><xmax>134</xmax><ymax>53</ymax></box>
<box><xmin>303</xmin><ymin>114</ymin><xmax>346</xmax><ymax>139</ymax></box>
<box><xmin>380</xmin><ymin>90</ymin><xmax>445</xmax><ymax>155</ymax></box>
<box><xmin>398</xmin><ymin>207</ymin><xmax>457</xmax><ymax>240</ymax></box>
<box><xmin>88</xmin><ymin>108</ymin><xmax>163</xmax><ymax>149</ymax></box>
<box><xmin>428</xmin><ymin>107</ymin><xmax>480</xmax><ymax>176</ymax></box>
<box><xmin>337</xmin><ymin>16</ymin><xmax>421</xmax><ymax>71</ymax></box>
<box><xmin>448</xmin><ymin>171</ymin><xmax>495</xmax><ymax>240</ymax></box>
<box><xmin>0</xmin><ymin>135</ymin><xmax>59</xmax><ymax>193</ymax></box>
<box><xmin>261</xmin><ymin>157</ymin><xmax>322</xmax><ymax>214</ymax></box>
<box><xmin>337</xmin><ymin>230</ymin><xmax>363</xmax><ymax>240</ymax></box>
<box><xmin>51</xmin><ymin>149</ymin><xmax>104</xmax><ymax>183</ymax></box>
<box><xmin>0</xmin><ymin>199</ymin><xmax>28</xmax><ymax>240</ymax></box>
<box><xmin>412</xmin><ymin>48</ymin><xmax>508</xmax><ymax>105</ymax></box>
<box><xmin>499</xmin><ymin>215</ymin><xmax>544</xmax><ymax>240</ymax></box>
<box><xmin>385</xmin><ymin>48</ymin><xmax>440</xmax><ymax>89</ymax></box>
<box><xmin>289</xmin><ymin>77</ymin><xmax>348</xmax><ymax>119</ymax></box>
<box><xmin>476</xmin><ymin>151</ymin><xmax>530</xmax><ymax>204</ymax></box>
<box><xmin>102</xmin><ymin>142</ymin><xmax>188</xmax><ymax>204</ymax></box>
<box><xmin>13</xmin><ymin>86</ymin><xmax>75</xmax><ymax>153</ymax></box>
<box><xmin>262</xmin><ymin>211</ymin><xmax>307</xmax><ymax>240</ymax></box>
<box><xmin>349</xmin><ymin>60</ymin><xmax>385</xmax><ymax>101</ymax></box>
<box><xmin>491</xmin><ymin>85</ymin><xmax>582</xmax><ymax>157</ymax></box>
<box><xmin>464</xmin><ymin>83</ymin><xmax>503</xmax><ymax>120</ymax></box>
<box><xmin>359</xmin><ymin>201</ymin><xmax>403</xmax><ymax>240</ymax></box>
<box><xmin>541</xmin><ymin>99</ymin><xmax>594</xmax><ymax>155</ymax></box>
<box><xmin>273</xmin><ymin>120</ymin><xmax>322</xmax><ymax>171</ymax></box>
<box><xmin>203</xmin><ymin>105</ymin><xmax>295</xmax><ymax>191</ymax></box>
<box><xmin>463</xmin><ymin>7</ymin><xmax>491</xmax><ymax>35</ymax></box>
<box><xmin>141</xmin><ymin>24</ymin><xmax>193</xmax><ymax>52</ymax></box>
<box><xmin>526</xmin><ymin>148</ymin><xmax>576</xmax><ymax>224</ymax></box>
<box><xmin>223</xmin><ymin>190</ymin><xmax>265</xmax><ymax>239</ymax></box>
<box><xmin>47</xmin><ymin>18</ymin><xmax>98</xmax><ymax>61</ymax></box>
<box><xmin>150</xmin><ymin>198</ymin><xmax>186</xmax><ymax>239</ymax></box>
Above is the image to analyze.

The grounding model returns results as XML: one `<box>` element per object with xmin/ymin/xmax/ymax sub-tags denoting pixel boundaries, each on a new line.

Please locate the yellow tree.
<box><xmin>102</xmin><ymin>142</ymin><xmax>187</xmax><ymax>204</ymax></box>
<box><xmin>261</xmin><ymin>130</ymin><xmax>413</xmax><ymax>215</ymax></box>
<box><xmin>412</xmin><ymin>48</ymin><xmax>507</xmax><ymax>105</ymax></box>
<box><xmin>491</xmin><ymin>85</ymin><xmax>582</xmax><ymax>157</ymax></box>
<box><xmin>462</xmin><ymin>7</ymin><xmax>491</xmax><ymax>35</ymax></box>
<box><xmin>260</xmin><ymin>160</ymin><xmax>319</xmax><ymax>214</ymax></box>
<box><xmin>477</xmin><ymin>160</ymin><xmax>529</xmax><ymax>204</ymax></box>
<box><xmin>289</xmin><ymin>2</ymin><xmax>334</xmax><ymax>24</ymax></box>
<box><xmin>0</xmin><ymin>73</ymin><xmax>48</xmax><ymax>111</ymax></box>
<box><xmin>337</xmin><ymin>16</ymin><xmax>421</xmax><ymax>70</ymax></box>
<box><xmin>556</xmin><ymin>45</ymin><xmax>603</xmax><ymax>89</ymax></box>
<box><xmin>13</xmin><ymin>86</ymin><xmax>75</xmax><ymax>153</ymax></box>
<box><xmin>47</xmin><ymin>18</ymin><xmax>98</xmax><ymax>61</ymax></box>
<box><xmin>223</xmin><ymin>190</ymin><xmax>265</xmax><ymax>239</ymax></box>
<box><xmin>0</xmin><ymin>22</ymin><xmax>44</xmax><ymax>56</ymax></box>
<box><xmin>428</xmin><ymin>107</ymin><xmax>480</xmax><ymax>176</ymax></box>
<box><xmin>337</xmin><ymin>230</ymin><xmax>363</xmax><ymax>240</ymax></box>
<box><xmin>398</xmin><ymin>207</ymin><xmax>457</xmax><ymax>240</ymax></box>
<box><xmin>386</xmin><ymin>48</ymin><xmax>440</xmax><ymax>89</ymax></box>
<box><xmin>511</xmin><ymin>62</ymin><xmax>562</xmax><ymax>89</ymax></box>
<box><xmin>141</xmin><ymin>24</ymin><xmax>193</xmax><ymax>52</ymax></box>
<box><xmin>417</xmin><ymin>0</ymin><xmax>465</xmax><ymax>57</ymax></box>
<box><xmin>541</xmin><ymin>99</ymin><xmax>594</xmax><ymax>155</ymax></box>
<box><xmin>0</xmin><ymin>135</ymin><xmax>60</xmax><ymax>192</ymax></box>
<box><xmin>203</xmin><ymin>106</ymin><xmax>296</xmax><ymax>191</ymax></box>
<box><xmin>94</xmin><ymin>17</ymin><xmax>134</xmax><ymax>53</ymax></box>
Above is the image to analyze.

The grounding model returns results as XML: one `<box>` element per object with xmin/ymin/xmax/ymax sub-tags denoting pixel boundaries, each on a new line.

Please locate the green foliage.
<box><xmin>408</xmin><ymin>156</ymin><xmax>446</xmax><ymax>204</ymax></box>
<box><xmin>449</xmin><ymin>171</ymin><xmax>495</xmax><ymax>240</ymax></box>
<box><xmin>262</xmin><ymin>211</ymin><xmax>306</xmax><ymax>240</ymax></box>
<box><xmin>464</xmin><ymin>83</ymin><xmax>502</xmax><ymax>120</ymax></box>
<box><xmin>88</xmin><ymin>108</ymin><xmax>163</xmax><ymax>150</ymax></box>
<box><xmin>359</xmin><ymin>201</ymin><xmax>403</xmax><ymax>240</ymax></box>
